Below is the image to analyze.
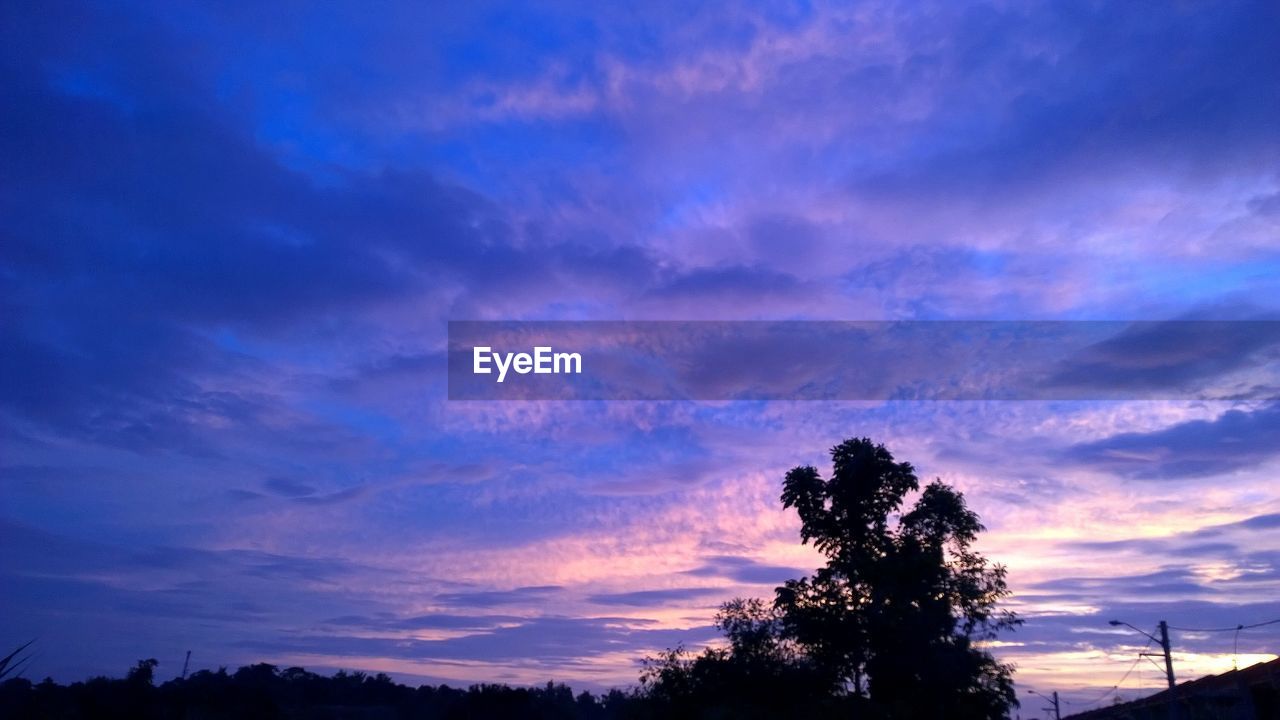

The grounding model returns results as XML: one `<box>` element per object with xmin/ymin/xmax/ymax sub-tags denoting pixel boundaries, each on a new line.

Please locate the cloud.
<box><xmin>264</xmin><ymin>477</ymin><xmax>319</xmax><ymax>498</ymax></box>
<box><xmin>237</xmin><ymin>616</ymin><xmax>718</xmax><ymax>664</ymax></box>
<box><xmin>848</xmin><ymin>1</ymin><xmax>1280</xmax><ymax>200</ymax></box>
<box><xmin>323</xmin><ymin>613</ymin><xmax>525</xmax><ymax>632</ymax></box>
<box><xmin>1</xmin><ymin>2</ymin><xmax>678</xmax><ymax>450</ymax></box>
<box><xmin>1064</xmin><ymin>402</ymin><xmax>1280</xmax><ymax>479</ymax></box>
<box><xmin>644</xmin><ymin>265</ymin><xmax>811</xmax><ymax>310</ymax></box>
<box><xmin>683</xmin><ymin>555</ymin><xmax>810</xmax><ymax>585</ymax></box>
<box><xmin>293</xmin><ymin>485</ymin><xmax>371</xmax><ymax>506</ymax></box>
<box><xmin>1234</xmin><ymin>513</ymin><xmax>1280</xmax><ymax>532</ymax></box>
<box><xmin>586</xmin><ymin>588</ymin><xmax>724</xmax><ymax>607</ymax></box>
<box><xmin>1046</xmin><ymin>319</ymin><xmax>1280</xmax><ymax>395</ymax></box>
<box><xmin>1027</xmin><ymin>568</ymin><xmax>1220</xmax><ymax>601</ymax></box>
<box><xmin>435</xmin><ymin>586</ymin><xmax>564</xmax><ymax>608</ymax></box>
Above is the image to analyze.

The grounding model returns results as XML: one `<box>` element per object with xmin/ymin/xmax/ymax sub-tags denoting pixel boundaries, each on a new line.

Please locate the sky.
<box><xmin>2</xmin><ymin>0</ymin><xmax>1279</xmax><ymax>710</ymax></box>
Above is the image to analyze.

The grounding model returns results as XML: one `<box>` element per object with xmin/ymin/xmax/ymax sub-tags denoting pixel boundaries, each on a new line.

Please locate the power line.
<box><xmin>1075</xmin><ymin>635</ymin><xmax>1155</xmax><ymax>709</ymax></box>
<box><xmin>1072</xmin><ymin>618</ymin><xmax>1279</xmax><ymax>710</ymax></box>
<box><xmin>1166</xmin><ymin>617</ymin><xmax>1280</xmax><ymax>633</ymax></box>
<box><xmin>1076</xmin><ymin>655</ymin><xmax>1145</xmax><ymax>708</ymax></box>
<box><xmin>1167</xmin><ymin>616</ymin><xmax>1279</xmax><ymax>671</ymax></box>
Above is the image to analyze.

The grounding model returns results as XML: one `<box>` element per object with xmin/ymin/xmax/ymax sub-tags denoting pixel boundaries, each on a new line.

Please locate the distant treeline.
<box><xmin>1</xmin><ymin>662</ymin><xmax>643</xmax><ymax>720</ymax></box>
<box><xmin>0</xmin><ymin>657</ymin><xmax>876</xmax><ymax>719</ymax></box>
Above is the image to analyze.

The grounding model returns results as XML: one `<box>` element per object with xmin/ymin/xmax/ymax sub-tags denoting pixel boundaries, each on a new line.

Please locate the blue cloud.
<box><xmin>1065</xmin><ymin>402</ymin><xmax>1280</xmax><ymax>479</ymax></box>
<box><xmin>586</xmin><ymin>588</ymin><xmax>724</xmax><ymax>607</ymax></box>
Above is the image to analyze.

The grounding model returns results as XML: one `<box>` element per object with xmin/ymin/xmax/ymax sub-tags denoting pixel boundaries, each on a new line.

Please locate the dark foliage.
<box><xmin>637</xmin><ymin>598</ymin><xmax>859</xmax><ymax>718</ymax></box>
<box><xmin>0</xmin><ymin>664</ymin><xmax>636</xmax><ymax>720</ymax></box>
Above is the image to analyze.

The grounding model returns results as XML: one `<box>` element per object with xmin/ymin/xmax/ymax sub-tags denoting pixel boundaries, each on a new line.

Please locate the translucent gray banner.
<box><xmin>447</xmin><ymin>321</ymin><xmax>1280</xmax><ymax>401</ymax></box>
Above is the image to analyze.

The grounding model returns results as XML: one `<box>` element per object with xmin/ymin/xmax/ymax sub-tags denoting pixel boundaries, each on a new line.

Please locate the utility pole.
<box><xmin>1110</xmin><ymin>619</ymin><xmax>1176</xmax><ymax>689</ymax></box>
<box><xmin>1110</xmin><ymin>619</ymin><xmax>1179</xmax><ymax>719</ymax></box>
<box><xmin>1158</xmin><ymin>621</ymin><xmax>1176</xmax><ymax>690</ymax></box>
<box><xmin>1159</xmin><ymin>621</ymin><xmax>1180</xmax><ymax>720</ymax></box>
<box><xmin>1027</xmin><ymin>689</ymin><xmax>1060</xmax><ymax>720</ymax></box>
<box><xmin>180</xmin><ymin>650</ymin><xmax>191</xmax><ymax>679</ymax></box>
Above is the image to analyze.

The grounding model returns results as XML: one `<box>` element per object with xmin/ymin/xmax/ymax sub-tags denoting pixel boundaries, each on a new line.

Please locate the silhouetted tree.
<box><xmin>126</xmin><ymin>658</ymin><xmax>158</xmax><ymax>686</ymax></box>
<box><xmin>776</xmin><ymin>437</ymin><xmax>1020</xmax><ymax>718</ymax></box>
